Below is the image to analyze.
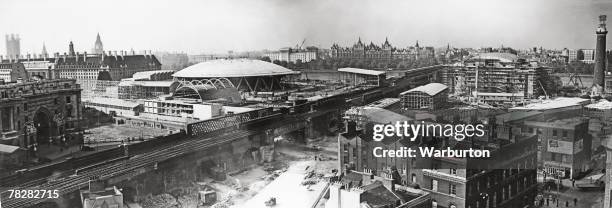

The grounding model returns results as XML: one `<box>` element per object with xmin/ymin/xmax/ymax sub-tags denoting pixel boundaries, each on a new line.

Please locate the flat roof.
<box><xmin>401</xmin><ymin>83</ymin><xmax>448</xmax><ymax>96</ymax></box>
<box><xmin>118</xmin><ymin>80</ymin><xmax>176</xmax><ymax>87</ymax></box>
<box><xmin>510</xmin><ymin>97</ymin><xmax>589</xmax><ymax>111</ymax></box>
<box><xmin>0</xmin><ymin>144</ymin><xmax>20</xmax><ymax>153</ymax></box>
<box><xmin>83</xmin><ymin>97</ymin><xmax>141</xmax><ymax>108</ymax></box>
<box><xmin>586</xmin><ymin>100</ymin><xmax>612</xmax><ymax>110</ymax></box>
<box><xmin>338</xmin><ymin>68</ymin><xmax>385</xmax><ymax>76</ymax></box>
<box><xmin>367</xmin><ymin>98</ymin><xmax>400</xmax><ymax>109</ymax></box>
<box><xmin>495</xmin><ymin>111</ymin><xmax>542</xmax><ymax>124</ymax></box>
<box><xmin>475</xmin><ymin>92</ymin><xmax>525</xmax><ymax>97</ymax></box>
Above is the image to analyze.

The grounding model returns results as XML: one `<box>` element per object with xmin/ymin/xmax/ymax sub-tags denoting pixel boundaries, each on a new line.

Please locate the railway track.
<box><xmin>1</xmin><ymin>129</ymin><xmax>255</xmax><ymax>208</ymax></box>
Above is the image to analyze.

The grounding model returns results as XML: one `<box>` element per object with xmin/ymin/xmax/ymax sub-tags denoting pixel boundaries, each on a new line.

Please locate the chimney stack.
<box><xmin>593</xmin><ymin>15</ymin><xmax>608</xmax><ymax>96</ymax></box>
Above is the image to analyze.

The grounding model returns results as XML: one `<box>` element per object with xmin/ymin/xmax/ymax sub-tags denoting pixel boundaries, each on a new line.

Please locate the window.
<box><xmin>432</xmin><ymin>179</ymin><xmax>438</xmax><ymax>192</ymax></box>
<box><xmin>66</xmin><ymin>96</ymin><xmax>71</xmax><ymax>104</ymax></box>
<box><xmin>449</xmin><ymin>184</ymin><xmax>457</xmax><ymax>196</ymax></box>
<box><xmin>562</xmin><ymin>130</ymin><xmax>568</xmax><ymax>137</ymax></box>
<box><xmin>451</xmin><ymin>168</ymin><xmax>457</xmax><ymax>175</ymax></box>
<box><xmin>552</xmin><ymin>129</ymin><xmax>557</xmax><ymax>136</ymax></box>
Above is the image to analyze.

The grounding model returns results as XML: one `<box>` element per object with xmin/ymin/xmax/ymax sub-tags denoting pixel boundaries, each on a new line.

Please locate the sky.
<box><xmin>0</xmin><ymin>0</ymin><xmax>611</xmax><ymax>55</ymax></box>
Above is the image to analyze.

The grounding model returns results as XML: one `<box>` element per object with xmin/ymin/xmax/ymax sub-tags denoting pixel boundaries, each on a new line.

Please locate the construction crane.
<box><xmin>297</xmin><ymin>38</ymin><xmax>306</xmax><ymax>50</ymax></box>
<box><xmin>537</xmin><ymin>80</ymin><xmax>549</xmax><ymax>99</ymax></box>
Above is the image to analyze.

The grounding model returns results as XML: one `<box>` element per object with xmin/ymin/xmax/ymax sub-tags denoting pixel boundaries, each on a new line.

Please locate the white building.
<box><xmin>264</xmin><ymin>47</ymin><xmax>320</xmax><ymax>63</ymax></box>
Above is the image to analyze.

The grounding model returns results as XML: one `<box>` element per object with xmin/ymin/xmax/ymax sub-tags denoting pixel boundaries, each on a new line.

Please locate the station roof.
<box><xmin>172</xmin><ymin>59</ymin><xmax>297</xmax><ymax>78</ymax></box>
<box><xmin>401</xmin><ymin>83</ymin><xmax>448</xmax><ymax>96</ymax></box>
<box><xmin>338</xmin><ymin>68</ymin><xmax>385</xmax><ymax>76</ymax></box>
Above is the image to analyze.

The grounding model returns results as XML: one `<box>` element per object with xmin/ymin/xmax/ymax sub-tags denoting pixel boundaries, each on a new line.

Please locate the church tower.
<box><xmin>93</xmin><ymin>33</ymin><xmax>104</xmax><ymax>54</ymax></box>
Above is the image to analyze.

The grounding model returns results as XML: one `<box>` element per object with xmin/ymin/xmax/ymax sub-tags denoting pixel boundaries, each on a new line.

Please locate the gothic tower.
<box><xmin>69</xmin><ymin>41</ymin><xmax>75</xmax><ymax>56</ymax></box>
<box><xmin>93</xmin><ymin>33</ymin><xmax>104</xmax><ymax>54</ymax></box>
<box><xmin>593</xmin><ymin>15</ymin><xmax>608</xmax><ymax>96</ymax></box>
<box><xmin>5</xmin><ymin>34</ymin><xmax>21</xmax><ymax>59</ymax></box>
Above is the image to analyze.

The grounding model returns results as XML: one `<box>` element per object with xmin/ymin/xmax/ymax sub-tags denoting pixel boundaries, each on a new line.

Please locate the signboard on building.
<box><xmin>548</xmin><ymin>139</ymin><xmax>574</xmax><ymax>154</ymax></box>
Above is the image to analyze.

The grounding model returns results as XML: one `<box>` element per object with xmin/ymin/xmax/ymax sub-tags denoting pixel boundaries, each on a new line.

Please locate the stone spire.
<box><xmin>41</xmin><ymin>42</ymin><xmax>48</xmax><ymax>57</ymax></box>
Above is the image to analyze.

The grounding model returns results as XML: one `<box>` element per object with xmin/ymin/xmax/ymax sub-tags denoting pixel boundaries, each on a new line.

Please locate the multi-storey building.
<box><xmin>523</xmin><ymin>113</ymin><xmax>591</xmax><ymax>178</ymax></box>
<box><xmin>443</xmin><ymin>53</ymin><xmax>538</xmax><ymax>106</ymax></box>
<box><xmin>0</xmin><ymin>79</ymin><xmax>82</xmax><ymax>165</ymax></box>
<box><xmin>338</xmin><ymin>98</ymin><xmax>537</xmax><ymax>208</ymax></box>
<box><xmin>581</xmin><ymin>49</ymin><xmax>595</xmax><ymax>64</ymax></box>
<box><xmin>400</xmin><ymin>83</ymin><xmax>448</xmax><ymax>111</ymax></box>
<box><xmin>0</xmin><ymin>62</ymin><xmax>28</xmax><ymax>82</ymax></box>
<box><xmin>331</xmin><ymin>38</ymin><xmax>435</xmax><ymax>61</ymax></box>
<box><xmin>264</xmin><ymin>46</ymin><xmax>320</xmax><ymax>63</ymax></box>
<box><xmin>2</xmin><ymin>41</ymin><xmax>162</xmax><ymax>98</ymax></box>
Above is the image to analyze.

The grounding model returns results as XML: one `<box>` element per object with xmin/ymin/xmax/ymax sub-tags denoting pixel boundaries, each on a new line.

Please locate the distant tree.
<box><xmin>280</xmin><ymin>60</ymin><xmax>288</xmax><ymax>68</ymax></box>
<box><xmin>295</xmin><ymin>59</ymin><xmax>303</xmax><ymax>69</ymax></box>
<box><xmin>272</xmin><ymin>60</ymin><xmax>281</xmax><ymax>66</ymax></box>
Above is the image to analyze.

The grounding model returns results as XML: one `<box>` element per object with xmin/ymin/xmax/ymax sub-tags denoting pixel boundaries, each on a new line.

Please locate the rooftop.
<box><xmin>495</xmin><ymin>111</ymin><xmax>542</xmax><ymax>124</ymax></box>
<box><xmin>131</xmin><ymin>70</ymin><xmax>175</xmax><ymax>80</ymax></box>
<box><xmin>469</xmin><ymin>52</ymin><xmax>519</xmax><ymax>63</ymax></box>
<box><xmin>0</xmin><ymin>144</ymin><xmax>20</xmax><ymax>154</ymax></box>
<box><xmin>338</xmin><ymin>68</ymin><xmax>385</xmax><ymax>76</ymax></box>
<box><xmin>118</xmin><ymin>80</ymin><xmax>177</xmax><ymax>87</ymax></box>
<box><xmin>172</xmin><ymin>59</ymin><xmax>298</xmax><ymax>78</ymax></box>
<box><xmin>366</xmin><ymin>98</ymin><xmax>400</xmax><ymax>109</ymax></box>
<box><xmin>586</xmin><ymin>99</ymin><xmax>612</xmax><ymax>110</ymax></box>
<box><xmin>510</xmin><ymin>97</ymin><xmax>589</xmax><ymax>111</ymax></box>
<box><xmin>401</xmin><ymin>83</ymin><xmax>448</xmax><ymax>96</ymax></box>
<box><xmin>345</xmin><ymin>106</ymin><xmax>411</xmax><ymax>124</ymax></box>
<box><xmin>83</xmin><ymin>97</ymin><xmax>141</xmax><ymax>108</ymax></box>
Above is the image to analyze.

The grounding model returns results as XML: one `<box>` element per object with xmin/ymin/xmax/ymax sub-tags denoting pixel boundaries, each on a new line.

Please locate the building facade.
<box><xmin>0</xmin><ymin>62</ymin><xmax>28</xmax><ymax>82</ymax></box>
<box><xmin>524</xmin><ymin>116</ymin><xmax>591</xmax><ymax>178</ymax></box>
<box><xmin>264</xmin><ymin>46</ymin><xmax>320</xmax><ymax>63</ymax></box>
<box><xmin>331</xmin><ymin>38</ymin><xmax>435</xmax><ymax>61</ymax></box>
<box><xmin>400</xmin><ymin>83</ymin><xmax>448</xmax><ymax>110</ymax></box>
<box><xmin>0</xmin><ymin>79</ymin><xmax>83</xmax><ymax>160</ymax></box>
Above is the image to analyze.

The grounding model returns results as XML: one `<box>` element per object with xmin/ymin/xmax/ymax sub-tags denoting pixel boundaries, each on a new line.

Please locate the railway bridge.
<box><xmin>0</xmin><ymin>65</ymin><xmax>445</xmax><ymax>208</ymax></box>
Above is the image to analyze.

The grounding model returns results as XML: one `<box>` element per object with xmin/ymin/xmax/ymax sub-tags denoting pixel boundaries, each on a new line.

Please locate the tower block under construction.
<box><xmin>593</xmin><ymin>15</ymin><xmax>608</xmax><ymax>96</ymax></box>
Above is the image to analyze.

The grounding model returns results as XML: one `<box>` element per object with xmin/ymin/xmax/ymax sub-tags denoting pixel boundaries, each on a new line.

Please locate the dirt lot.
<box><xmin>138</xmin><ymin>135</ymin><xmax>339</xmax><ymax>208</ymax></box>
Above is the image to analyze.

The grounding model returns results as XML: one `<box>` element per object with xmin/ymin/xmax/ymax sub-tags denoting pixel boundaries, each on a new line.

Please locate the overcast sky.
<box><xmin>1</xmin><ymin>0</ymin><xmax>611</xmax><ymax>55</ymax></box>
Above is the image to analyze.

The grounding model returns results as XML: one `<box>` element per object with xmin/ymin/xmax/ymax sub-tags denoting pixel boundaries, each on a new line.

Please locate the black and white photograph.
<box><xmin>0</xmin><ymin>0</ymin><xmax>611</xmax><ymax>207</ymax></box>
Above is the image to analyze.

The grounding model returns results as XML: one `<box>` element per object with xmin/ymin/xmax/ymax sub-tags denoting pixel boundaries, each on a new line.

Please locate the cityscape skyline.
<box><xmin>1</xmin><ymin>0</ymin><xmax>611</xmax><ymax>54</ymax></box>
